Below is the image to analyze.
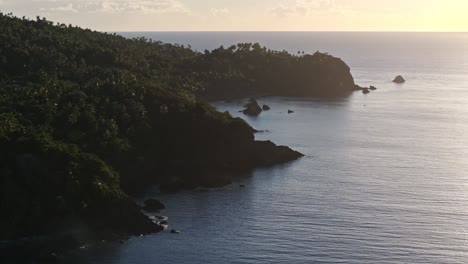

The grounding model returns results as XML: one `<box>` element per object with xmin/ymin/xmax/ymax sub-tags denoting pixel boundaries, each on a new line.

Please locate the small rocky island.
<box><xmin>242</xmin><ymin>98</ymin><xmax>273</xmax><ymax>116</ymax></box>
<box><xmin>243</xmin><ymin>98</ymin><xmax>263</xmax><ymax>116</ymax></box>
<box><xmin>393</xmin><ymin>75</ymin><xmax>406</xmax><ymax>83</ymax></box>
<box><xmin>353</xmin><ymin>85</ymin><xmax>378</xmax><ymax>94</ymax></box>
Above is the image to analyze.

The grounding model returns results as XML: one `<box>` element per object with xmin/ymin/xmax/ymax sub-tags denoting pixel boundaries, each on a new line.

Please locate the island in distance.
<box><xmin>0</xmin><ymin>13</ymin><xmax>367</xmax><ymax>257</ymax></box>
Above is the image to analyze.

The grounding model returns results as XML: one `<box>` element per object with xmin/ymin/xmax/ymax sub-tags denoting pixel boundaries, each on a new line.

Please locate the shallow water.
<box><xmin>64</xmin><ymin>32</ymin><xmax>468</xmax><ymax>263</ymax></box>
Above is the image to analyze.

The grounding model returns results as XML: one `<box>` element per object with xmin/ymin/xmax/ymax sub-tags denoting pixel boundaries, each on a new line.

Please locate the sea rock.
<box><xmin>393</xmin><ymin>75</ymin><xmax>405</xmax><ymax>83</ymax></box>
<box><xmin>251</xmin><ymin>140</ymin><xmax>304</xmax><ymax>167</ymax></box>
<box><xmin>143</xmin><ymin>199</ymin><xmax>165</xmax><ymax>212</ymax></box>
<box><xmin>354</xmin><ymin>85</ymin><xmax>375</xmax><ymax>92</ymax></box>
<box><xmin>262</xmin><ymin>105</ymin><xmax>270</xmax><ymax>111</ymax></box>
<box><xmin>243</xmin><ymin>98</ymin><xmax>262</xmax><ymax>116</ymax></box>
<box><xmin>288</xmin><ymin>110</ymin><xmax>294</xmax><ymax>114</ymax></box>
<box><xmin>170</xmin><ymin>229</ymin><xmax>180</xmax><ymax>234</ymax></box>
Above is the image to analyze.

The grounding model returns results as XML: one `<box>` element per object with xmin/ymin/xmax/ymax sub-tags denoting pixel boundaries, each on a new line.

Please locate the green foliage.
<box><xmin>0</xmin><ymin>131</ymin><xmax>125</xmax><ymax>238</ymax></box>
<box><xmin>0</xmin><ymin>13</ymin><xmax>256</xmax><ymax>238</ymax></box>
<box><xmin>0</xmin><ymin>13</ymin><xmax>305</xmax><ymax>238</ymax></box>
<box><xmin>195</xmin><ymin>44</ymin><xmax>356</xmax><ymax>99</ymax></box>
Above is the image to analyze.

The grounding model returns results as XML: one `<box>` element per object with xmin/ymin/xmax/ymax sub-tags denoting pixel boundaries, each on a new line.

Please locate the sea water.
<box><xmin>64</xmin><ymin>32</ymin><xmax>468</xmax><ymax>264</ymax></box>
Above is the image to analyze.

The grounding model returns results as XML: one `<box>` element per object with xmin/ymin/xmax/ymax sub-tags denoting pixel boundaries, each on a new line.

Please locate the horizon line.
<box><xmin>114</xmin><ymin>30</ymin><xmax>468</xmax><ymax>34</ymax></box>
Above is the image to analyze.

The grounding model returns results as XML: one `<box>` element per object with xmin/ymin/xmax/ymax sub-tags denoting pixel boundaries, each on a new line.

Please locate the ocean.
<box><xmin>65</xmin><ymin>32</ymin><xmax>468</xmax><ymax>263</ymax></box>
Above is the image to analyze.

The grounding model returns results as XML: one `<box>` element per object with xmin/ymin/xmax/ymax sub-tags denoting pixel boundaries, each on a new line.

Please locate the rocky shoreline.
<box><xmin>1</xmin><ymin>142</ymin><xmax>303</xmax><ymax>262</ymax></box>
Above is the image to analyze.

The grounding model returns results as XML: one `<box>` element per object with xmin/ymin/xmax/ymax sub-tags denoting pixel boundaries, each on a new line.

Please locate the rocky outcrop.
<box><xmin>393</xmin><ymin>75</ymin><xmax>405</xmax><ymax>83</ymax></box>
<box><xmin>142</xmin><ymin>199</ymin><xmax>165</xmax><ymax>212</ymax></box>
<box><xmin>262</xmin><ymin>105</ymin><xmax>270</xmax><ymax>111</ymax></box>
<box><xmin>250</xmin><ymin>141</ymin><xmax>304</xmax><ymax>166</ymax></box>
<box><xmin>158</xmin><ymin>140</ymin><xmax>303</xmax><ymax>193</ymax></box>
<box><xmin>243</xmin><ymin>99</ymin><xmax>263</xmax><ymax>116</ymax></box>
<box><xmin>354</xmin><ymin>85</ymin><xmax>376</xmax><ymax>94</ymax></box>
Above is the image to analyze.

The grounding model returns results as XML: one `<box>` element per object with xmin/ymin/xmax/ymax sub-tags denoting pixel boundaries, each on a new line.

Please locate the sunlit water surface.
<box><xmin>65</xmin><ymin>32</ymin><xmax>468</xmax><ymax>264</ymax></box>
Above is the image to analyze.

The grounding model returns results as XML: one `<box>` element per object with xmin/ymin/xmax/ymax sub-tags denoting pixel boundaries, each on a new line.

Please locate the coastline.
<box><xmin>0</xmin><ymin>13</ymin><xmax>357</xmax><ymax>261</ymax></box>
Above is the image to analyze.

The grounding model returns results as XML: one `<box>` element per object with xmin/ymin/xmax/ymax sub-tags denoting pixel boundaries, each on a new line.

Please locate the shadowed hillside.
<box><xmin>0</xmin><ymin>13</ymin><xmax>304</xmax><ymax>240</ymax></box>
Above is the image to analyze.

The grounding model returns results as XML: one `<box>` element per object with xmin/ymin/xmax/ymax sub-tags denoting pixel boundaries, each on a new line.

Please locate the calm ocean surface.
<box><xmin>66</xmin><ymin>32</ymin><xmax>468</xmax><ymax>263</ymax></box>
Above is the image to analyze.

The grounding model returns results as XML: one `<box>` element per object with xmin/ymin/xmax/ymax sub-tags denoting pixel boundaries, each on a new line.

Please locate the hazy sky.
<box><xmin>1</xmin><ymin>0</ymin><xmax>467</xmax><ymax>31</ymax></box>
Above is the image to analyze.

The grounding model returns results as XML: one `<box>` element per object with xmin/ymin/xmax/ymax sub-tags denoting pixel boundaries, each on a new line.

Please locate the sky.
<box><xmin>0</xmin><ymin>0</ymin><xmax>467</xmax><ymax>32</ymax></box>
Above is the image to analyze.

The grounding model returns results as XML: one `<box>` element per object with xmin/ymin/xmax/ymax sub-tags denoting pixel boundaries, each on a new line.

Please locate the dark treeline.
<box><xmin>195</xmin><ymin>43</ymin><xmax>356</xmax><ymax>99</ymax></box>
<box><xmin>0</xmin><ymin>13</ymin><xmax>309</xmax><ymax>240</ymax></box>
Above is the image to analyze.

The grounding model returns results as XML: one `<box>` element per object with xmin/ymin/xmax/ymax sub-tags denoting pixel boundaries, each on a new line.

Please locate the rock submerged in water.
<box><xmin>393</xmin><ymin>75</ymin><xmax>405</xmax><ymax>83</ymax></box>
<box><xmin>354</xmin><ymin>85</ymin><xmax>376</xmax><ymax>94</ymax></box>
<box><xmin>262</xmin><ymin>105</ymin><xmax>270</xmax><ymax>111</ymax></box>
<box><xmin>243</xmin><ymin>98</ymin><xmax>262</xmax><ymax>116</ymax></box>
<box><xmin>143</xmin><ymin>199</ymin><xmax>165</xmax><ymax>212</ymax></box>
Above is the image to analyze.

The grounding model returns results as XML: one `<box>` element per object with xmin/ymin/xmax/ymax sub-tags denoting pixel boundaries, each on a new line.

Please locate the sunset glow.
<box><xmin>1</xmin><ymin>0</ymin><xmax>467</xmax><ymax>31</ymax></box>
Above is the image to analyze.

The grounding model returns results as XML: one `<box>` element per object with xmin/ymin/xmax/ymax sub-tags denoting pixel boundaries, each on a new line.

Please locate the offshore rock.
<box><xmin>393</xmin><ymin>75</ymin><xmax>406</xmax><ymax>83</ymax></box>
<box><xmin>243</xmin><ymin>98</ymin><xmax>263</xmax><ymax>116</ymax></box>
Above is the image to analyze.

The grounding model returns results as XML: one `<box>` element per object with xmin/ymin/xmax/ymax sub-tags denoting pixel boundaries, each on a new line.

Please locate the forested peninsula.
<box><xmin>0</xmin><ymin>13</ymin><xmax>357</xmax><ymax>241</ymax></box>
